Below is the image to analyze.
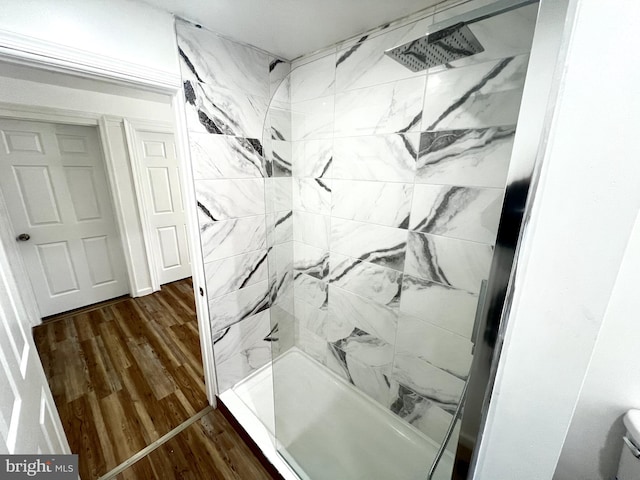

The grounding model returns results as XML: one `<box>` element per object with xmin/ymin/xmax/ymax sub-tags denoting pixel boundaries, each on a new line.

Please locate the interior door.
<box><xmin>0</xmin><ymin>119</ymin><xmax>129</xmax><ymax>317</ymax></box>
<box><xmin>134</xmin><ymin>129</ymin><xmax>191</xmax><ymax>285</ymax></box>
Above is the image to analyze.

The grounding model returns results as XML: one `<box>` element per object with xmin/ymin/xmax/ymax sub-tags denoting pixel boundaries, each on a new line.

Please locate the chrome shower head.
<box><xmin>385</xmin><ymin>22</ymin><xmax>484</xmax><ymax>72</ymax></box>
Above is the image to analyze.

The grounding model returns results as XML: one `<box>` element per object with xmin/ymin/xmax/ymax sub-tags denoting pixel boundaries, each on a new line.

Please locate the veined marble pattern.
<box><xmin>176</xmin><ymin>21</ymin><xmax>269</xmax><ymax>97</ymax></box>
<box><xmin>294</xmin><ymin>242</ymin><xmax>329</xmax><ymax>280</ymax></box>
<box><xmin>290</xmin><ymin>53</ymin><xmax>336</xmax><ymax>103</ymax></box>
<box><xmin>331</xmin><ymin>133</ymin><xmax>418</xmax><ymax>182</ymax></box>
<box><xmin>326</xmin><ymin>341</ymin><xmax>392</xmax><ymax>406</ymax></box>
<box><xmin>330</xmin><ymin>218</ymin><xmax>408</xmax><ymax>272</ymax></box>
<box><xmin>190</xmin><ymin>133</ymin><xmax>266</xmax><ymax>180</ymax></box>
<box><xmin>417</xmin><ymin>127</ymin><xmax>515</xmax><ymax>187</ymax></box>
<box><xmin>409</xmin><ymin>184</ymin><xmax>503</xmax><ymax>244</ymax></box>
<box><xmin>213</xmin><ymin>310</ymin><xmax>271</xmax><ymax>365</ymax></box>
<box><xmin>267</xmin><ymin>244</ymin><xmax>294</xmax><ymax>311</ymax></box>
<box><xmin>293</xmin><ymin>178</ymin><xmax>331</xmax><ymax>215</ymax></box>
<box><xmin>329</xmin><ymin>253</ymin><xmax>402</xmax><ymax>308</ymax></box>
<box><xmin>209</xmin><ymin>280</ymin><xmax>270</xmax><ymax>332</ymax></box>
<box><xmin>405</xmin><ymin>231</ymin><xmax>493</xmax><ymax>294</ymax></box>
<box><xmin>331</xmin><ymin>180</ymin><xmax>413</xmax><ymax>228</ymax></box>
<box><xmin>327</xmin><ymin>285</ymin><xmax>398</xmax><ymax>346</ymax></box>
<box><xmin>216</xmin><ymin>340</ymin><xmax>272</xmax><ymax>393</ymax></box>
<box><xmin>388</xmin><ymin>380</ymin><xmax>456</xmax><ymax>446</ymax></box>
<box><xmin>295</xmin><ymin>299</ymin><xmax>328</xmax><ymax>338</ymax></box>
<box><xmin>198</xmin><ymin>212</ymin><xmax>266</xmax><ymax>263</ymax></box>
<box><xmin>294</xmin><ymin>273</ymin><xmax>327</xmax><ymax>310</ymax></box>
<box><xmin>422</xmin><ymin>54</ymin><xmax>530</xmax><ymax>130</ymax></box>
<box><xmin>292</xmin><ymin>139</ymin><xmax>333</xmax><ymax>178</ymax></box>
<box><xmin>196</xmin><ymin>178</ymin><xmax>265</xmax><ymax>220</ymax></box>
<box><xmin>334</xmin><ymin>17</ymin><xmax>431</xmax><ymax>93</ymax></box>
<box><xmin>396</xmin><ymin>313</ymin><xmax>473</xmax><ymax>379</ymax></box>
<box><xmin>266</xmin><ymin>211</ymin><xmax>293</xmax><ymax>245</ymax></box>
<box><xmin>265</xmin><ymin>139</ymin><xmax>292</xmax><ymax>177</ymax></box>
<box><xmin>400</xmin><ymin>275</ymin><xmax>478</xmax><ymax>339</ymax></box>
<box><xmin>205</xmin><ymin>249</ymin><xmax>269</xmax><ymax>300</ymax></box>
<box><xmin>265</xmin><ymin>178</ymin><xmax>292</xmax><ymax>214</ymax></box>
<box><xmin>291</xmin><ymin>96</ymin><xmax>335</xmax><ymax>141</ymax></box>
<box><xmin>334</xmin><ymin>76</ymin><xmax>425</xmax><ymax>137</ymax></box>
<box><xmin>293</xmin><ymin>211</ymin><xmax>330</xmax><ymax>250</ymax></box>
<box><xmin>330</xmin><ymin>327</ymin><xmax>394</xmax><ymax>367</ymax></box>
<box><xmin>297</xmin><ymin>326</ymin><xmax>328</xmax><ymax>364</ymax></box>
<box><xmin>267</xmin><ymin>104</ymin><xmax>292</xmax><ymax>142</ymax></box>
<box><xmin>270</xmin><ymin>57</ymin><xmax>291</xmax><ymax>98</ymax></box>
<box><xmin>184</xmin><ymin>81</ymin><xmax>268</xmax><ymax>138</ymax></box>
<box><xmin>391</xmin><ymin>353</ymin><xmax>464</xmax><ymax>407</ymax></box>
<box><xmin>270</xmin><ymin>304</ymin><xmax>296</xmax><ymax>357</ymax></box>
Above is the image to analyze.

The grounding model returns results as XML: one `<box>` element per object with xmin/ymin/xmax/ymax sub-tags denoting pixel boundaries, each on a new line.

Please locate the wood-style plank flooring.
<box><xmin>115</xmin><ymin>408</ymin><xmax>274</xmax><ymax>480</ymax></box>
<box><xmin>34</xmin><ymin>279</ymin><xmax>209</xmax><ymax>480</ymax></box>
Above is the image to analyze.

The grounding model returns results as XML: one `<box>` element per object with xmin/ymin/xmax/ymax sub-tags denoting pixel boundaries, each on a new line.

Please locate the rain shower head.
<box><xmin>385</xmin><ymin>0</ymin><xmax>537</xmax><ymax>72</ymax></box>
<box><xmin>385</xmin><ymin>23</ymin><xmax>484</xmax><ymax>72</ymax></box>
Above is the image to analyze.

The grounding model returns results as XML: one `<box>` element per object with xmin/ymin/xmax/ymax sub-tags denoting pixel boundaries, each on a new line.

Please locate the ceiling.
<box><xmin>140</xmin><ymin>0</ymin><xmax>443</xmax><ymax>60</ymax></box>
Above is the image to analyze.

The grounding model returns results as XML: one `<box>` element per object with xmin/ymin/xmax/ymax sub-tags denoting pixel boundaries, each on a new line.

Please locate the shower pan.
<box><xmin>222</xmin><ymin>0</ymin><xmax>541</xmax><ymax>478</ymax></box>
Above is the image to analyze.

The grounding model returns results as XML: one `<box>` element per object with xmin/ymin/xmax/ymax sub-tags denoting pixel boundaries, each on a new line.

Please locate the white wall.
<box><xmin>0</xmin><ymin>0</ymin><xmax>180</xmax><ymax>86</ymax></box>
<box><xmin>474</xmin><ymin>0</ymin><xmax>640</xmax><ymax>478</ymax></box>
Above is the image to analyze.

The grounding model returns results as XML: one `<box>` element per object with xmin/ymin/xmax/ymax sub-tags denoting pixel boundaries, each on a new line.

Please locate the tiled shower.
<box><xmin>176</xmin><ymin>1</ymin><xmax>538</xmax><ymax>477</ymax></box>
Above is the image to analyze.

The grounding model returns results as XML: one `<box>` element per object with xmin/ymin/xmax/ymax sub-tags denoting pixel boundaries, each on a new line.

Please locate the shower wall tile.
<box><xmin>209</xmin><ymin>280</ymin><xmax>270</xmax><ymax>332</ymax></box>
<box><xmin>334</xmin><ymin>76</ymin><xmax>425</xmax><ymax>137</ymax></box>
<box><xmin>291</xmin><ymin>96</ymin><xmax>334</xmax><ymax>141</ymax></box>
<box><xmin>405</xmin><ymin>231</ymin><xmax>493</xmax><ymax>294</ymax></box>
<box><xmin>331</xmin><ymin>133</ymin><xmax>418</xmax><ymax>182</ymax></box>
<box><xmin>184</xmin><ymin>81</ymin><xmax>268</xmax><ymax>138</ymax></box>
<box><xmin>196</xmin><ymin>178</ymin><xmax>265</xmax><ymax>220</ymax></box>
<box><xmin>417</xmin><ymin>127</ymin><xmax>515</xmax><ymax>188</ymax></box>
<box><xmin>293</xmin><ymin>211</ymin><xmax>330</xmax><ymax>250</ymax></box>
<box><xmin>265</xmin><ymin>178</ymin><xmax>292</xmax><ymax>213</ymax></box>
<box><xmin>334</xmin><ymin>17</ymin><xmax>431</xmax><ymax>93</ymax></box>
<box><xmin>293</xmin><ymin>178</ymin><xmax>332</xmax><ymax>215</ymax></box>
<box><xmin>198</xmin><ymin>213</ymin><xmax>266</xmax><ymax>263</ymax></box>
<box><xmin>409</xmin><ymin>184</ymin><xmax>503</xmax><ymax>245</ymax></box>
<box><xmin>326</xmin><ymin>343</ymin><xmax>392</xmax><ymax>407</ymax></box>
<box><xmin>177</xmin><ymin>21</ymin><xmax>269</xmax><ymax>97</ymax></box>
<box><xmin>391</xmin><ymin>353</ymin><xmax>464</xmax><ymax>406</ymax></box>
<box><xmin>213</xmin><ymin>310</ymin><xmax>271</xmax><ymax>365</ymax></box>
<box><xmin>293</xmin><ymin>242</ymin><xmax>329</xmax><ymax>280</ymax></box>
<box><xmin>422</xmin><ymin>54</ymin><xmax>529</xmax><ymax>130</ymax></box>
<box><xmin>400</xmin><ymin>274</ymin><xmax>478</xmax><ymax>339</ymax></box>
<box><xmin>290</xmin><ymin>53</ymin><xmax>336</xmax><ymax>102</ymax></box>
<box><xmin>327</xmin><ymin>286</ymin><xmax>398</xmax><ymax>346</ymax></box>
<box><xmin>267</xmin><ymin>105</ymin><xmax>292</xmax><ymax>142</ymax></box>
<box><xmin>270</xmin><ymin>304</ymin><xmax>296</xmax><ymax>357</ymax></box>
<box><xmin>297</xmin><ymin>326</ymin><xmax>328</xmax><ymax>365</ymax></box>
<box><xmin>330</xmin><ymin>218</ymin><xmax>408</xmax><ymax>272</ymax></box>
<box><xmin>395</xmin><ymin>313</ymin><xmax>473</xmax><ymax>379</ymax></box>
<box><xmin>389</xmin><ymin>380</ymin><xmax>456</xmax><ymax>446</ymax></box>
<box><xmin>269</xmin><ymin>58</ymin><xmax>291</xmax><ymax>98</ymax></box>
<box><xmin>190</xmin><ymin>133</ymin><xmax>266</xmax><ymax>180</ymax></box>
<box><xmin>331</xmin><ymin>180</ymin><xmax>413</xmax><ymax>228</ymax></box>
<box><xmin>292</xmin><ymin>139</ymin><xmax>333</xmax><ymax>178</ymax></box>
<box><xmin>268</xmin><ymin>243</ymin><xmax>294</xmax><ymax>311</ymax></box>
<box><xmin>295</xmin><ymin>299</ymin><xmax>328</xmax><ymax>338</ymax></box>
<box><xmin>265</xmin><ymin>139</ymin><xmax>292</xmax><ymax>176</ymax></box>
<box><xmin>266</xmin><ymin>211</ymin><xmax>293</xmax><ymax>245</ymax></box>
<box><xmin>294</xmin><ymin>273</ymin><xmax>328</xmax><ymax>310</ymax></box>
<box><xmin>216</xmin><ymin>342</ymin><xmax>272</xmax><ymax>393</ymax></box>
<box><xmin>329</xmin><ymin>327</ymin><xmax>395</xmax><ymax>367</ymax></box>
<box><xmin>205</xmin><ymin>249</ymin><xmax>269</xmax><ymax>300</ymax></box>
<box><xmin>329</xmin><ymin>253</ymin><xmax>402</xmax><ymax>308</ymax></box>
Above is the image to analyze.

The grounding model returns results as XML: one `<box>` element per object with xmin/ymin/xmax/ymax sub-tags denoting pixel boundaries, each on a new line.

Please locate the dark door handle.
<box><xmin>16</xmin><ymin>233</ymin><xmax>30</xmax><ymax>242</ymax></box>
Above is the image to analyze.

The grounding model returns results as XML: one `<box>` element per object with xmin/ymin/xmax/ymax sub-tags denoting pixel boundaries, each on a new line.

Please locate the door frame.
<box><xmin>0</xmin><ymin>66</ymin><xmax>217</xmax><ymax>405</ymax></box>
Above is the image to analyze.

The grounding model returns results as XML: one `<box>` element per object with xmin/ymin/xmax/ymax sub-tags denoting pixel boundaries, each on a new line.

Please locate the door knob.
<box><xmin>16</xmin><ymin>233</ymin><xmax>30</xmax><ymax>242</ymax></box>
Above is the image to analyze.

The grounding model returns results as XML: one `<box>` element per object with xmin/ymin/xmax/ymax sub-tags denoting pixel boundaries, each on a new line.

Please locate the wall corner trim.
<box><xmin>0</xmin><ymin>28</ymin><xmax>181</xmax><ymax>93</ymax></box>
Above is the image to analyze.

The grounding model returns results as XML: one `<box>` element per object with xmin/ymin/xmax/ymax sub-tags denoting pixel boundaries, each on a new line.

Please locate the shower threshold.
<box><xmin>223</xmin><ymin>347</ymin><xmax>454</xmax><ymax>480</ymax></box>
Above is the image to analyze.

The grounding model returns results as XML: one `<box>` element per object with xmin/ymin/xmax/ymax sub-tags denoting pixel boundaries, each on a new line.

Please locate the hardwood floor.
<box><xmin>115</xmin><ymin>408</ymin><xmax>274</xmax><ymax>480</ymax></box>
<box><xmin>34</xmin><ymin>279</ymin><xmax>208</xmax><ymax>480</ymax></box>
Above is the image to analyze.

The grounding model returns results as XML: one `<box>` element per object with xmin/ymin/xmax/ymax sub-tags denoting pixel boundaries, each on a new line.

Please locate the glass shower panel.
<box><xmin>263</xmin><ymin>1</ymin><xmax>539</xmax><ymax>478</ymax></box>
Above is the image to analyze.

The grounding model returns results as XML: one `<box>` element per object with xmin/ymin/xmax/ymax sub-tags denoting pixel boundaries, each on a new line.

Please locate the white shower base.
<box><xmin>223</xmin><ymin>347</ymin><xmax>454</xmax><ymax>480</ymax></box>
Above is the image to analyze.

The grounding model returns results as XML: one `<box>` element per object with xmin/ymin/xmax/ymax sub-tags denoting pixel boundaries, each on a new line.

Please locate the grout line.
<box><xmin>97</xmin><ymin>406</ymin><xmax>214</xmax><ymax>480</ymax></box>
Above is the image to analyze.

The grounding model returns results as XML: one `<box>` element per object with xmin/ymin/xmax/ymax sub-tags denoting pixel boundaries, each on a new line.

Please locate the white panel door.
<box><xmin>0</xmin><ymin>119</ymin><xmax>129</xmax><ymax>317</ymax></box>
<box><xmin>0</xmin><ymin>234</ymin><xmax>69</xmax><ymax>454</ymax></box>
<box><xmin>134</xmin><ymin>130</ymin><xmax>191</xmax><ymax>285</ymax></box>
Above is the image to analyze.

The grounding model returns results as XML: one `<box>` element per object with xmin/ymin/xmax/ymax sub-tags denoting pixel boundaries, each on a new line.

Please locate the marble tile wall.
<box><xmin>176</xmin><ymin>20</ymin><xmax>294</xmax><ymax>393</ymax></box>
<box><xmin>284</xmin><ymin>2</ymin><xmax>539</xmax><ymax>447</ymax></box>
